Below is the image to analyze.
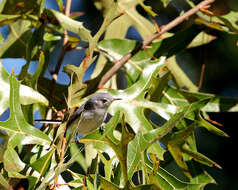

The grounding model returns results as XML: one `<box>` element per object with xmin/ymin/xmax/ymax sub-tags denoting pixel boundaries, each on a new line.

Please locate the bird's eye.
<box><xmin>102</xmin><ymin>98</ymin><xmax>108</xmax><ymax>103</ymax></box>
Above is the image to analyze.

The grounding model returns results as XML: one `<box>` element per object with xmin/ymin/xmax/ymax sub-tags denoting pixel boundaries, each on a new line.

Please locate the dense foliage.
<box><xmin>0</xmin><ymin>0</ymin><xmax>238</xmax><ymax>189</ymax></box>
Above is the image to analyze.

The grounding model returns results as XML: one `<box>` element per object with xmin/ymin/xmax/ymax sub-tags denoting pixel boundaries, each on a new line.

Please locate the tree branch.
<box><xmin>98</xmin><ymin>0</ymin><xmax>215</xmax><ymax>88</ymax></box>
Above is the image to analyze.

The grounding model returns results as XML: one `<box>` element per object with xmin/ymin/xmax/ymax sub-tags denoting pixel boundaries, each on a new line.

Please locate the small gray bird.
<box><xmin>35</xmin><ymin>92</ymin><xmax>120</xmax><ymax>135</ymax></box>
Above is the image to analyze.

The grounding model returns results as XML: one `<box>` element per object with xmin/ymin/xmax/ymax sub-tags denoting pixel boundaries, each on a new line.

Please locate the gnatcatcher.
<box><xmin>35</xmin><ymin>92</ymin><xmax>121</xmax><ymax>135</ymax></box>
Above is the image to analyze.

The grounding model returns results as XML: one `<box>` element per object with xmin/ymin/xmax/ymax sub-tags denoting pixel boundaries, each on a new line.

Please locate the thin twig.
<box><xmin>98</xmin><ymin>0</ymin><xmax>215</xmax><ymax>88</ymax></box>
<box><xmin>53</xmin><ymin>0</ymin><xmax>72</xmax><ymax>81</ymax></box>
<box><xmin>63</xmin><ymin>0</ymin><xmax>71</xmax><ymax>45</ymax></box>
<box><xmin>198</xmin><ymin>31</ymin><xmax>207</xmax><ymax>91</ymax></box>
<box><xmin>53</xmin><ymin>1</ymin><xmax>71</xmax><ymax>189</ymax></box>
<box><xmin>198</xmin><ymin>63</ymin><xmax>206</xmax><ymax>90</ymax></box>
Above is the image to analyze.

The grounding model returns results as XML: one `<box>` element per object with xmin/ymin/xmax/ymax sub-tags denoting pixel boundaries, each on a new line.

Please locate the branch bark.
<box><xmin>98</xmin><ymin>0</ymin><xmax>215</xmax><ymax>88</ymax></box>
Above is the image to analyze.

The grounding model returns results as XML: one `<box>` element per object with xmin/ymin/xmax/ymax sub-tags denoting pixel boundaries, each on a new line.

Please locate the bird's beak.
<box><xmin>112</xmin><ymin>98</ymin><xmax>122</xmax><ymax>102</ymax></box>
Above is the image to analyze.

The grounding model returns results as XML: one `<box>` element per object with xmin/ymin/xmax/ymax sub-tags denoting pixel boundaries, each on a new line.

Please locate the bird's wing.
<box><xmin>66</xmin><ymin>103</ymin><xmax>85</xmax><ymax>128</ymax></box>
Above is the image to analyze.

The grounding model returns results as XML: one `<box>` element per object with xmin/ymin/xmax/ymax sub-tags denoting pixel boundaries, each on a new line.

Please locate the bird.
<box><xmin>35</xmin><ymin>92</ymin><xmax>121</xmax><ymax>136</ymax></box>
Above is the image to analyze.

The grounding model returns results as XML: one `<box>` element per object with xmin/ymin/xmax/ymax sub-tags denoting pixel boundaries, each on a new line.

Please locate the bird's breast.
<box><xmin>76</xmin><ymin>110</ymin><xmax>106</xmax><ymax>135</ymax></box>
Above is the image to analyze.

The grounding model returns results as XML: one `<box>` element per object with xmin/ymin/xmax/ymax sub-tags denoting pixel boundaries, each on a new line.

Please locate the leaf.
<box><xmin>146</xmin><ymin>164</ymin><xmax>201</xmax><ymax>190</ymax></box>
<box><xmin>143</xmin><ymin>150</ymin><xmax>212</xmax><ymax>190</ymax></box>
<box><xmin>98</xmin><ymin>0</ymin><xmax>155</xmax><ymax>39</ymax></box>
<box><xmin>0</xmin><ymin>0</ymin><xmax>40</xmax><ymax>14</ymax></box>
<box><xmin>202</xmin><ymin>96</ymin><xmax>238</xmax><ymax>112</ymax></box>
<box><xmin>182</xmin><ymin>144</ymin><xmax>221</xmax><ymax>169</ymax></box>
<box><xmin>138</xmin><ymin>1</ymin><xmax>157</xmax><ymax>17</ymax></box>
<box><xmin>198</xmin><ymin>114</ymin><xmax>228</xmax><ymax>137</ymax></box>
<box><xmin>31</xmin><ymin>148</ymin><xmax>55</xmax><ymax>176</ymax></box>
<box><xmin>63</xmin><ymin>64</ymin><xmax>87</xmax><ymax>107</ymax></box>
<box><xmin>167</xmin><ymin>56</ymin><xmax>198</xmax><ymax>92</ymax></box>
<box><xmin>127</xmin><ymin>106</ymin><xmax>190</xmax><ymax>181</ymax></box>
<box><xmin>70</xmin><ymin>143</ymin><xmax>87</xmax><ymax>172</ymax></box>
<box><xmin>27</xmin><ymin>176</ymin><xmax>39</xmax><ymax>190</ymax></box>
<box><xmin>0</xmin><ymin>14</ymin><xmax>21</xmax><ymax>26</ymax></box>
<box><xmin>3</xmin><ymin>147</ymin><xmax>25</xmax><ymax>173</ymax></box>
<box><xmin>162</xmin><ymin>85</ymin><xmax>238</xmax><ymax>112</ymax></box>
<box><xmin>187</xmin><ymin>31</ymin><xmax>216</xmax><ymax>48</ymax></box>
<box><xmin>0</xmin><ymin>172</ymin><xmax>10</xmax><ymax>190</ymax></box>
<box><xmin>97</xmin><ymin>25</ymin><xmax>200</xmax><ymax>82</ymax></box>
<box><xmin>92</xmin><ymin>0</ymin><xmax>156</xmax><ymax>78</ymax></box>
<box><xmin>0</xmin><ymin>19</ymin><xmax>32</xmax><ymax>58</ymax></box>
<box><xmin>43</xmin><ymin>32</ymin><xmax>62</xmax><ymax>41</ymax></box>
<box><xmin>0</xmin><ymin>63</ymin><xmax>49</xmax><ymax>115</ymax></box>
<box><xmin>0</xmin><ymin>73</ymin><xmax>51</xmax><ymax>147</ymax></box>
<box><xmin>109</xmin><ymin>57</ymin><xmax>176</xmax><ymax>131</ymax></box>
<box><xmin>46</xmin><ymin>9</ymin><xmax>93</xmax><ymax>42</ymax></box>
<box><xmin>143</xmin><ymin>105</ymin><xmax>190</xmax><ymax>146</ymax></box>
<box><xmin>98</xmin><ymin>152</ymin><xmax>116</xmax><ymax>181</ymax></box>
<box><xmin>25</xmin><ymin>23</ymin><xmax>45</xmax><ymax>63</ymax></box>
<box><xmin>217</xmin><ymin>11</ymin><xmax>238</xmax><ymax>34</ymax></box>
<box><xmin>37</xmin><ymin>77</ymin><xmax>67</xmax><ymax>110</ymax></box>
<box><xmin>55</xmin><ymin>0</ymin><xmax>64</xmax><ymax>12</ymax></box>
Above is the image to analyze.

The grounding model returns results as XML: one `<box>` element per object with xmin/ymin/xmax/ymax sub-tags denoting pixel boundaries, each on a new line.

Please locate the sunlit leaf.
<box><xmin>0</xmin><ymin>74</ymin><xmax>51</xmax><ymax>147</ymax></box>
<box><xmin>187</xmin><ymin>31</ymin><xmax>216</xmax><ymax>48</ymax></box>
<box><xmin>0</xmin><ymin>19</ymin><xmax>32</xmax><ymax>58</ymax></box>
<box><xmin>31</xmin><ymin>148</ymin><xmax>55</xmax><ymax>176</ymax></box>
<box><xmin>46</xmin><ymin>9</ymin><xmax>92</xmax><ymax>42</ymax></box>
<box><xmin>63</xmin><ymin>64</ymin><xmax>87</xmax><ymax>107</ymax></box>
<box><xmin>3</xmin><ymin>147</ymin><xmax>25</xmax><ymax>173</ymax></box>
<box><xmin>0</xmin><ymin>63</ymin><xmax>49</xmax><ymax>115</ymax></box>
<box><xmin>0</xmin><ymin>0</ymin><xmax>39</xmax><ymax>14</ymax></box>
<box><xmin>0</xmin><ymin>14</ymin><xmax>21</xmax><ymax>26</ymax></box>
<box><xmin>43</xmin><ymin>32</ymin><xmax>62</xmax><ymax>41</ymax></box>
<box><xmin>0</xmin><ymin>172</ymin><xmax>10</xmax><ymax>189</ymax></box>
<box><xmin>217</xmin><ymin>11</ymin><xmax>238</xmax><ymax>34</ymax></box>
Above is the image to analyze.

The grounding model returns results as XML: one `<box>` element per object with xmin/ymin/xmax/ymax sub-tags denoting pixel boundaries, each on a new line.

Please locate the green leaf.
<box><xmin>27</xmin><ymin>176</ymin><xmax>39</xmax><ymax>190</ymax></box>
<box><xmin>46</xmin><ymin>9</ymin><xmax>92</xmax><ymax>42</ymax></box>
<box><xmin>37</xmin><ymin>77</ymin><xmax>67</xmax><ymax>110</ymax></box>
<box><xmin>63</xmin><ymin>64</ymin><xmax>87</xmax><ymax>107</ymax></box>
<box><xmin>162</xmin><ymin>86</ymin><xmax>238</xmax><ymax>113</ymax></box>
<box><xmin>202</xmin><ymin>96</ymin><xmax>238</xmax><ymax>112</ymax></box>
<box><xmin>146</xmin><ymin>165</ymin><xmax>200</xmax><ymax>190</ymax></box>
<box><xmin>198</xmin><ymin>114</ymin><xmax>229</xmax><ymax>137</ymax></box>
<box><xmin>31</xmin><ymin>148</ymin><xmax>55</xmax><ymax>176</ymax></box>
<box><xmin>70</xmin><ymin>143</ymin><xmax>87</xmax><ymax>172</ymax></box>
<box><xmin>0</xmin><ymin>19</ymin><xmax>32</xmax><ymax>58</ymax></box>
<box><xmin>217</xmin><ymin>11</ymin><xmax>238</xmax><ymax>34</ymax></box>
<box><xmin>109</xmin><ymin>57</ymin><xmax>176</xmax><ymax>132</ymax></box>
<box><xmin>97</xmin><ymin>0</ymin><xmax>155</xmax><ymax>40</ymax></box>
<box><xmin>167</xmin><ymin>56</ymin><xmax>198</xmax><ymax>92</ymax></box>
<box><xmin>25</xmin><ymin>23</ymin><xmax>45</xmax><ymax>63</ymax></box>
<box><xmin>0</xmin><ymin>172</ymin><xmax>10</xmax><ymax>190</ymax></box>
<box><xmin>127</xmin><ymin>105</ymin><xmax>190</xmax><ymax>181</ymax></box>
<box><xmin>144</xmin><ymin>152</ymin><xmax>211</xmax><ymax>190</ymax></box>
<box><xmin>97</xmin><ymin>25</ymin><xmax>200</xmax><ymax>82</ymax></box>
<box><xmin>0</xmin><ymin>0</ymin><xmax>40</xmax><ymax>14</ymax></box>
<box><xmin>138</xmin><ymin>1</ymin><xmax>157</xmax><ymax>17</ymax></box>
<box><xmin>55</xmin><ymin>0</ymin><xmax>64</xmax><ymax>12</ymax></box>
<box><xmin>0</xmin><ymin>74</ymin><xmax>51</xmax><ymax>147</ymax></box>
<box><xmin>159</xmin><ymin>0</ymin><xmax>171</xmax><ymax>7</ymax></box>
<box><xmin>182</xmin><ymin>144</ymin><xmax>221</xmax><ymax>169</ymax></box>
<box><xmin>187</xmin><ymin>31</ymin><xmax>216</xmax><ymax>48</ymax></box>
<box><xmin>0</xmin><ymin>14</ymin><xmax>21</xmax><ymax>26</ymax></box>
<box><xmin>0</xmin><ymin>63</ymin><xmax>49</xmax><ymax>115</ymax></box>
<box><xmin>43</xmin><ymin>32</ymin><xmax>62</xmax><ymax>41</ymax></box>
<box><xmin>143</xmin><ymin>105</ymin><xmax>190</xmax><ymax>146</ymax></box>
<box><xmin>3</xmin><ymin>147</ymin><xmax>25</xmax><ymax>173</ymax></box>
